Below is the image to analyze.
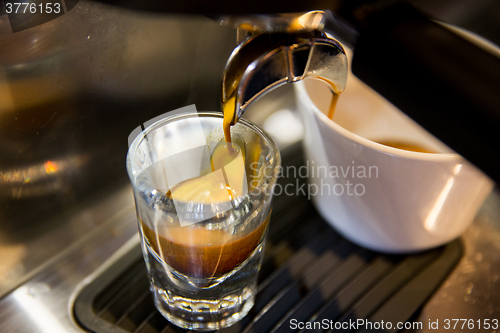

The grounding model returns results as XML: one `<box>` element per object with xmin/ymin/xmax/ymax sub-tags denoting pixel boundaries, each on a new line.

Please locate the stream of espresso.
<box><xmin>328</xmin><ymin>93</ymin><xmax>340</xmax><ymax>119</ymax></box>
<box><xmin>318</xmin><ymin>78</ymin><xmax>342</xmax><ymax>121</ymax></box>
<box><xmin>317</xmin><ymin>78</ymin><xmax>434</xmax><ymax>153</ymax></box>
<box><xmin>222</xmin><ymin>94</ymin><xmax>236</xmax><ymax>143</ymax></box>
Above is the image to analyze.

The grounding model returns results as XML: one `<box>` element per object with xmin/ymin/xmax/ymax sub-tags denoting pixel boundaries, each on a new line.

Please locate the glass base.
<box><xmin>142</xmin><ymin>239</ymin><xmax>265</xmax><ymax>331</ymax></box>
<box><xmin>153</xmin><ymin>285</ymin><xmax>255</xmax><ymax>331</ymax></box>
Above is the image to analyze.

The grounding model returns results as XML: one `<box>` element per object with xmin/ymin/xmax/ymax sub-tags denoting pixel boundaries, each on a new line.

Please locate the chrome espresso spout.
<box><xmin>221</xmin><ymin>12</ymin><xmax>349</xmax><ymax>126</ymax></box>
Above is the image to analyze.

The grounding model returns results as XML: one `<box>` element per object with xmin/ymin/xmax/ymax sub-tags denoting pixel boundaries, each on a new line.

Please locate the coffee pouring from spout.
<box><xmin>220</xmin><ymin>11</ymin><xmax>349</xmax><ymax>126</ymax></box>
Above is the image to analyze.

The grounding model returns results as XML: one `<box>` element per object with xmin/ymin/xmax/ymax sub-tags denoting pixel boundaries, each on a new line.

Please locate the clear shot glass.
<box><xmin>126</xmin><ymin>111</ymin><xmax>280</xmax><ymax>331</ymax></box>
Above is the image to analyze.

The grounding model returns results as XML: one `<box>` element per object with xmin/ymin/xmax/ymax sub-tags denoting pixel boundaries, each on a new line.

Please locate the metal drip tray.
<box><xmin>73</xmin><ymin>145</ymin><xmax>463</xmax><ymax>333</ymax></box>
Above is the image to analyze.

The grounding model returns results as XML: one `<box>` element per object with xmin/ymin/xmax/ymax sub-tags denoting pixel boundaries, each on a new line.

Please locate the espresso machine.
<box><xmin>1</xmin><ymin>1</ymin><xmax>500</xmax><ymax>332</ymax></box>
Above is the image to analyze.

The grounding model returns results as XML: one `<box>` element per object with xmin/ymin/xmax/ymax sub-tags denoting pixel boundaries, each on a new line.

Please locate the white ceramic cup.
<box><xmin>294</xmin><ymin>69</ymin><xmax>494</xmax><ymax>253</ymax></box>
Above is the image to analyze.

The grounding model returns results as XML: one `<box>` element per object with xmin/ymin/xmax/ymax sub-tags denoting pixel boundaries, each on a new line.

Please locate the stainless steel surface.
<box><xmin>220</xmin><ymin>10</ymin><xmax>359</xmax><ymax>49</ymax></box>
<box><xmin>0</xmin><ymin>0</ymin><xmax>237</xmax><ymax>225</ymax></box>
<box><xmin>418</xmin><ymin>189</ymin><xmax>500</xmax><ymax>331</ymax></box>
<box><xmin>0</xmin><ymin>0</ymin><xmax>237</xmax><ymax>298</ymax></box>
<box><xmin>0</xmin><ymin>184</ymin><xmax>140</xmax><ymax>333</ymax></box>
<box><xmin>219</xmin><ymin>11</ymin><xmax>329</xmax><ymax>43</ymax></box>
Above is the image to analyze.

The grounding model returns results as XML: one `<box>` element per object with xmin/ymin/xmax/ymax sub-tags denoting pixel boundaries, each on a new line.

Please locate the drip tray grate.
<box><xmin>74</xmin><ymin>144</ymin><xmax>463</xmax><ymax>333</ymax></box>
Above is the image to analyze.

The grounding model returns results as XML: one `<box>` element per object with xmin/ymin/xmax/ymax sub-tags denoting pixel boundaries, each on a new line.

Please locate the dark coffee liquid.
<box><xmin>376</xmin><ymin>140</ymin><xmax>436</xmax><ymax>153</ymax></box>
<box><xmin>141</xmin><ymin>215</ymin><xmax>269</xmax><ymax>278</ymax></box>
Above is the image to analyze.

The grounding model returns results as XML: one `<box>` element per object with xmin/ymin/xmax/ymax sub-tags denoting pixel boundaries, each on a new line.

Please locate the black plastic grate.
<box><xmin>74</xmin><ymin>144</ymin><xmax>463</xmax><ymax>333</ymax></box>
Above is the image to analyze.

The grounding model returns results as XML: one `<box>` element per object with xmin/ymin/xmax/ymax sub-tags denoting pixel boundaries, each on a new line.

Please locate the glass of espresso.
<box><xmin>126</xmin><ymin>111</ymin><xmax>280</xmax><ymax>331</ymax></box>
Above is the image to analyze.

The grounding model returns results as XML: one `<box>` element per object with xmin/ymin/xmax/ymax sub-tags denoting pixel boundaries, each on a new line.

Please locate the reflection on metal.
<box><xmin>0</xmin><ymin>154</ymin><xmax>90</xmax><ymax>198</ymax></box>
<box><xmin>13</xmin><ymin>285</ymin><xmax>66</xmax><ymax>333</ymax></box>
<box><xmin>0</xmin><ymin>243</ymin><xmax>26</xmax><ymax>294</ymax></box>
<box><xmin>219</xmin><ymin>11</ymin><xmax>328</xmax><ymax>43</ymax></box>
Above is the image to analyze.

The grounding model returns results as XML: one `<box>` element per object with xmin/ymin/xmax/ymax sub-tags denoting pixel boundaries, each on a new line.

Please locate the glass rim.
<box><xmin>126</xmin><ymin>111</ymin><xmax>281</xmax><ymax>194</ymax></box>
